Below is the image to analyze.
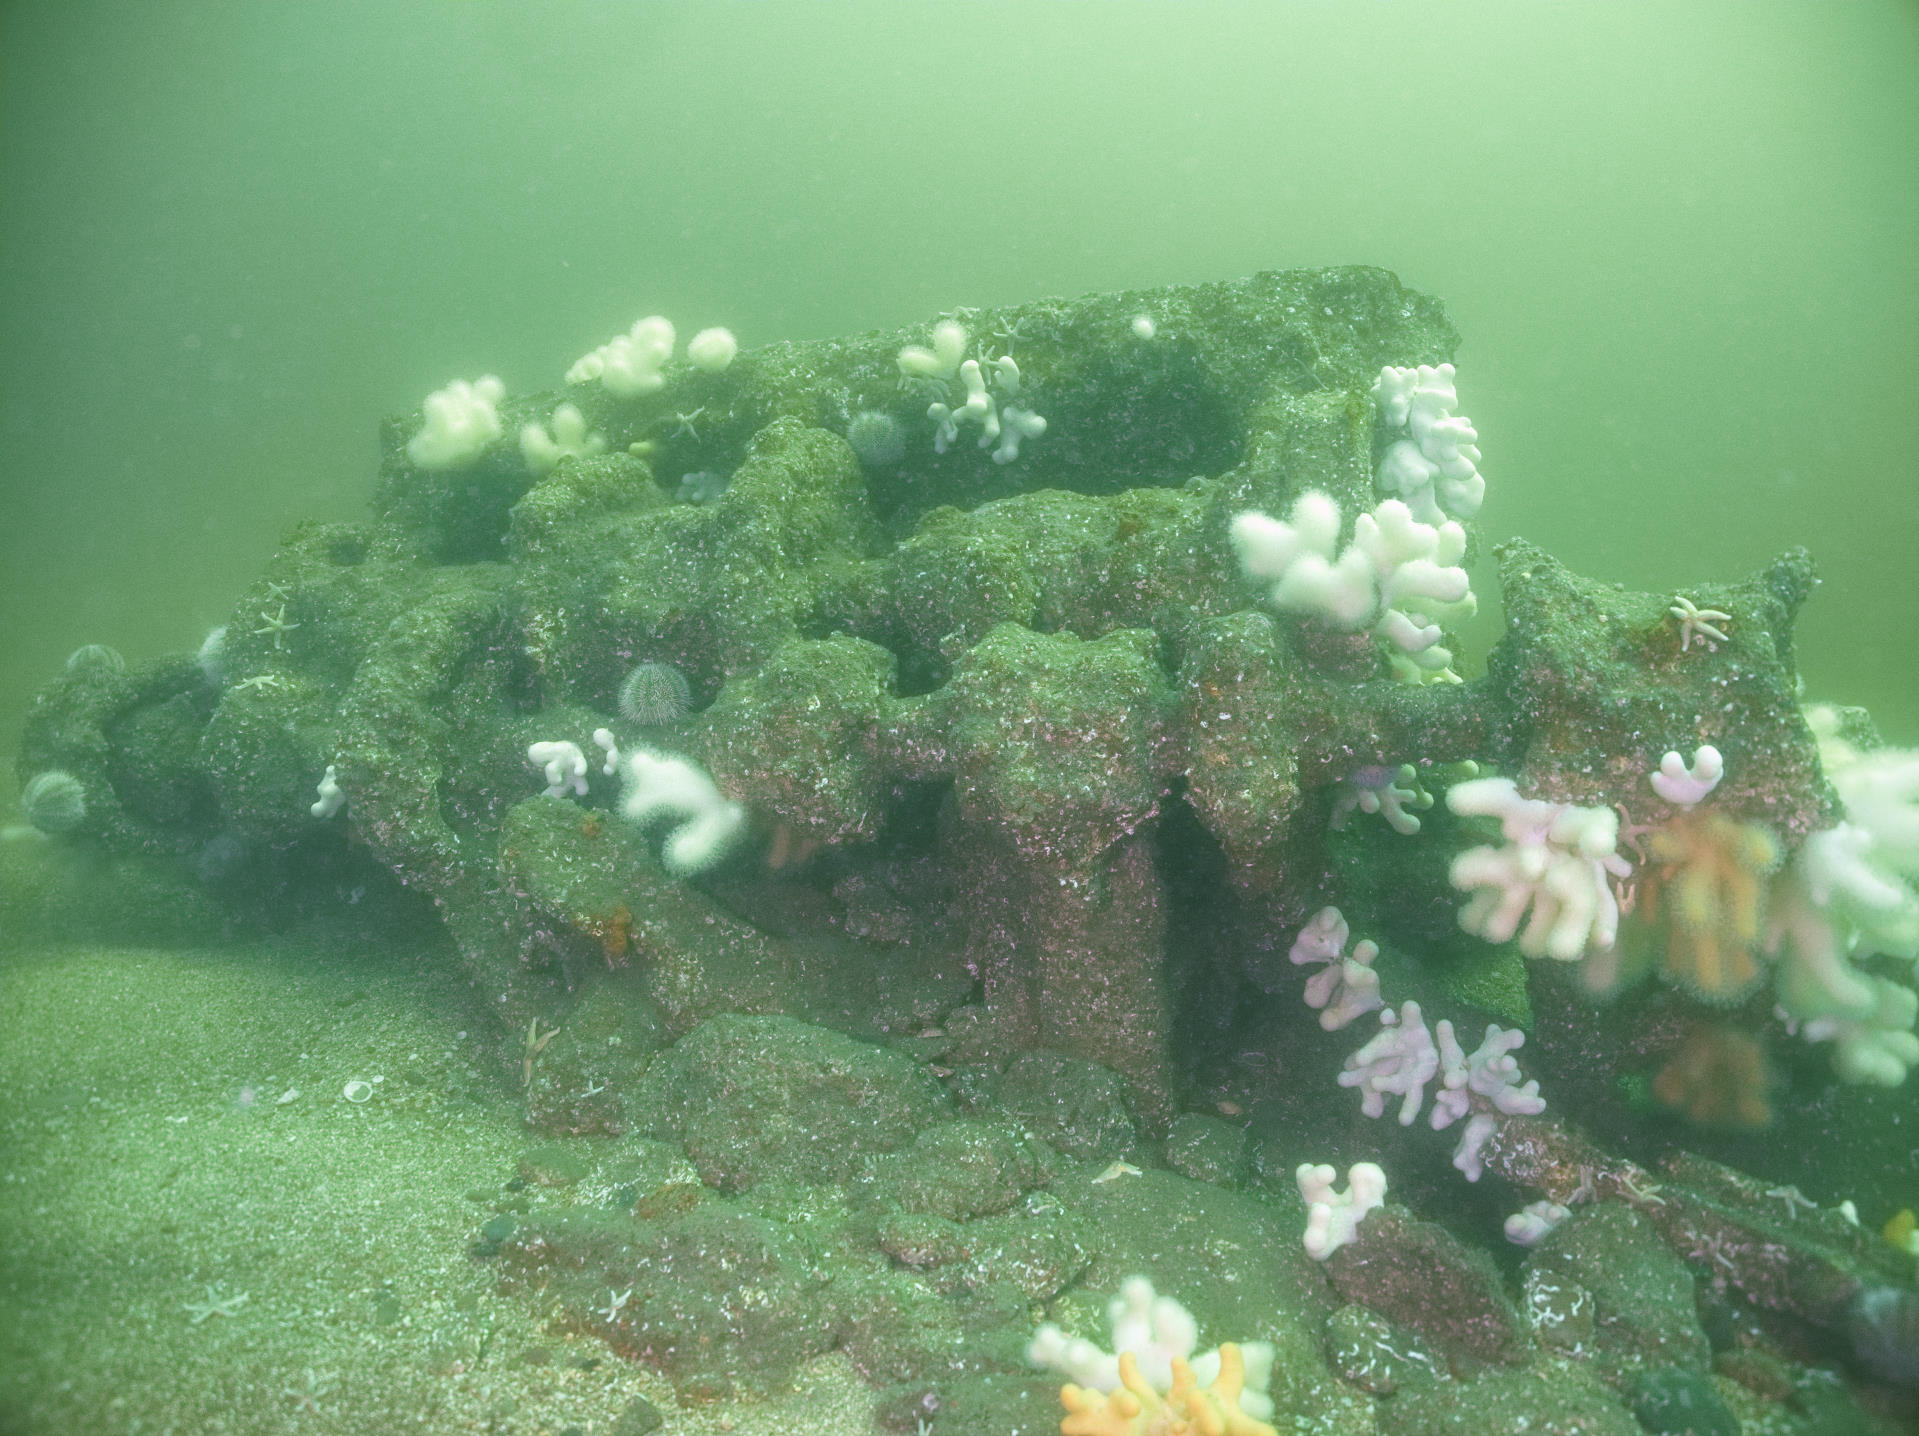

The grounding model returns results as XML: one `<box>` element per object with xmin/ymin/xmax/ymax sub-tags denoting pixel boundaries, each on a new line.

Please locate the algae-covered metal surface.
<box><xmin>7</xmin><ymin>252</ymin><xmax>1919</xmax><ymax>1436</ymax></box>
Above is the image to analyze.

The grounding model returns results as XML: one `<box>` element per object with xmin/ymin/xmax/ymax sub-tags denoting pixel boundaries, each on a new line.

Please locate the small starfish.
<box><xmin>184</xmin><ymin>1283</ymin><xmax>249</xmax><ymax>1324</ymax></box>
<box><xmin>580</xmin><ymin>1077</ymin><xmax>606</xmax><ymax>1098</ymax></box>
<box><xmin>283</xmin><ymin>1367</ymin><xmax>334</xmax><ymax>1414</ymax></box>
<box><xmin>1765</xmin><ymin>1184</ymin><xmax>1818</xmax><ymax>1219</ymax></box>
<box><xmin>1618</xmin><ymin>1173</ymin><xmax>1667</xmax><ymax>1207</ymax></box>
<box><xmin>253</xmin><ymin>605</ymin><xmax>300</xmax><ymax>650</ymax></box>
<box><xmin>671</xmin><ymin>406</ymin><xmax>706</xmax><ymax>442</ymax></box>
<box><xmin>595</xmin><ymin>1286</ymin><xmax>633</xmax><ymax>1322</ymax></box>
<box><xmin>263</xmin><ymin>580</ymin><xmax>292</xmax><ymax>601</ymax></box>
<box><xmin>1090</xmin><ymin>1159</ymin><xmax>1143</xmax><ymax>1184</ymax></box>
<box><xmin>232</xmin><ymin>673</ymin><xmax>289</xmax><ymax>693</ymax></box>
<box><xmin>1668</xmin><ymin>595</ymin><xmax>1731</xmax><ymax>653</ymax></box>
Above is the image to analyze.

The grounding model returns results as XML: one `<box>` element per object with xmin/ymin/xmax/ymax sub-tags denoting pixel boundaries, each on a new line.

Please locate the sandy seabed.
<box><xmin>0</xmin><ymin>938</ymin><xmax>874</xmax><ymax>1436</ymax></box>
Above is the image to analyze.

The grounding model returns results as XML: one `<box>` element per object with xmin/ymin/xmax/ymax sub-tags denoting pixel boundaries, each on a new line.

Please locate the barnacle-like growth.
<box><xmin>1059</xmin><ymin>1344</ymin><xmax>1278</xmax><ymax>1436</ymax></box>
<box><xmin>1616</xmin><ymin>810</ymin><xmax>1780</xmax><ymax>1004</ymax></box>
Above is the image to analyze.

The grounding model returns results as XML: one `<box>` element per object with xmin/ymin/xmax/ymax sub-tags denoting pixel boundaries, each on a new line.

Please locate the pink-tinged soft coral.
<box><xmin>1339</xmin><ymin>1002</ymin><xmax>1545</xmax><ymax>1180</ymax></box>
<box><xmin>1431</xmin><ymin>1022</ymin><xmax>1547</xmax><ymax>1180</ymax></box>
<box><xmin>1288</xmin><ymin>905</ymin><xmax>1383</xmax><ymax>1031</ymax></box>
<box><xmin>1331</xmin><ymin>762</ymin><xmax>1432</xmax><ymax>836</ymax></box>
<box><xmin>1649</xmin><ymin>745</ymin><xmax>1724</xmax><ymax>807</ymax></box>
<box><xmin>1338</xmin><ymin>1000</ymin><xmax>1440</xmax><ymax>1125</ymax></box>
<box><xmin>1446</xmin><ymin>777</ymin><xmax>1631</xmax><ymax>962</ymax></box>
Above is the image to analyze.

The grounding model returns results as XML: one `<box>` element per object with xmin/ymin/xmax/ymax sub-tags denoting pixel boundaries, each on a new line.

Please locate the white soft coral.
<box><xmin>918</xmin><ymin>342</ymin><xmax>1047</xmax><ymax>464</ymax></box>
<box><xmin>1296</xmin><ymin>1162</ymin><xmax>1387</xmax><ymax>1260</ymax></box>
<box><xmin>1371</xmin><ymin>363</ymin><xmax>1485</xmax><ymax>525</ymax></box>
<box><xmin>1288</xmin><ymin>905</ymin><xmax>1384</xmax><ymax>1031</ymax></box>
<box><xmin>1229</xmin><ymin>492</ymin><xmax>1477</xmax><ymax>681</ymax></box>
<box><xmin>520</xmin><ymin>403</ymin><xmax>607</xmax><ymax>476</ymax></box>
<box><xmin>1817</xmin><ymin>711</ymin><xmax>1919</xmax><ymax>956</ymax></box>
<box><xmin>407</xmin><ymin>376</ymin><xmax>505</xmax><ymax>471</ymax></box>
<box><xmin>620</xmin><ymin>750</ymin><xmax>747</xmax><ymax>875</ymax></box>
<box><xmin>1766</xmin><ymin>707</ymin><xmax>1919</xmax><ymax>1084</ymax></box>
<box><xmin>568</xmin><ymin>316</ymin><xmax>676</xmax><ymax>397</ymax></box>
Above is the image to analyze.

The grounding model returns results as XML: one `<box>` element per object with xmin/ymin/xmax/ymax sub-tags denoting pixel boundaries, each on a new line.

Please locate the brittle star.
<box><xmin>1568</xmin><ymin>1165</ymin><xmax>1598</xmax><ymax>1205</ymax></box>
<box><xmin>184</xmin><ymin>1283</ymin><xmax>249</xmax><ymax>1324</ymax></box>
<box><xmin>671</xmin><ymin>406</ymin><xmax>706</xmax><ymax>442</ymax></box>
<box><xmin>253</xmin><ymin>605</ymin><xmax>300</xmax><ymax>650</ymax></box>
<box><xmin>232</xmin><ymin>673</ymin><xmax>289</xmax><ymax>693</ymax></box>
<box><xmin>1683</xmin><ymin>1225</ymin><xmax>1737</xmax><ymax>1274</ymax></box>
<box><xmin>522</xmin><ymin>1018</ymin><xmax>559</xmax><ymax>1087</ymax></box>
<box><xmin>1668</xmin><ymin>595</ymin><xmax>1731</xmax><ymax>653</ymax></box>
<box><xmin>1766</xmin><ymin>1184</ymin><xmax>1818</xmax><ymax>1219</ymax></box>
<box><xmin>1618</xmin><ymin>1173</ymin><xmax>1667</xmax><ymax>1207</ymax></box>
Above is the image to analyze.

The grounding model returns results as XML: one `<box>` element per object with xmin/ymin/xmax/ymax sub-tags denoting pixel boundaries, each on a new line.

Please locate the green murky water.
<box><xmin>4</xmin><ymin>6</ymin><xmax>1917</xmax><ymax>1434</ymax></box>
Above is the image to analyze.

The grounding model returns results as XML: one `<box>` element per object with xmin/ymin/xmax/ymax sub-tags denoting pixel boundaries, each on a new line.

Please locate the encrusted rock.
<box><xmin>1323</xmin><ymin>1205</ymin><xmax>1532</xmax><ymax>1371</ymax></box>
<box><xmin>634</xmin><ymin>1013</ymin><xmax>952</xmax><ymax>1192</ymax></box>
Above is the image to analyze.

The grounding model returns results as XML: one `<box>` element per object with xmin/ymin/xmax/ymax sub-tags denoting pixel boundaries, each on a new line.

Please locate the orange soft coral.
<box><xmin>1607</xmin><ymin>810</ymin><xmax>1780</xmax><ymax>1003</ymax></box>
<box><xmin>1059</xmin><ymin>1344</ymin><xmax>1277</xmax><ymax>1436</ymax></box>
<box><xmin>1651</xmin><ymin>1022</ymin><xmax>1775</xmax><ymax>1129</ymax></box>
